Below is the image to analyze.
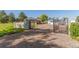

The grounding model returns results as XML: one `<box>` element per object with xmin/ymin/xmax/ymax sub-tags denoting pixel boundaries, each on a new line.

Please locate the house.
<box><xmin>14</xmin><ymin>17</ymin><xmax>38</xmax><ymax>29</ymax></box>
<box><xmin>14</xmin><ymin>22</ymin><xmax>24</xmax><ymax>28</ymax></box>
<box><xmin>48</xmin><ymin>18</ymin><xmax>53</xmax><ymax>25</ymax></box>
<box><xmin>70</xmin><ymin>20</ymin><xmax>75</xmax><ymax>23</ymax></box>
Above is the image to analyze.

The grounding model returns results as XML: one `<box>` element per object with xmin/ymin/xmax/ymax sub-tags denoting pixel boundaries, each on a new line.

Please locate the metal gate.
<box><xmin>53</xmin><ymin>17</ymin><xmax>68</xmax><ymax>34</ymax></box>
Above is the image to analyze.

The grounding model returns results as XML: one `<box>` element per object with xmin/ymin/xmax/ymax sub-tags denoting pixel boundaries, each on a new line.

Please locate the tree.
<box><xmin>0</xmin><ymin>10</ymin><xmax>9</xmax><ymax>23</ymax></box>
<box><xmin>75</xmin><ymin>16</ymin><xmax>79</xmax><ymax>22</ymax></box>
<box><xmin>38</xmin><ymin>14</ymin><xmax>48</xmax><ymax>23</ymax></box>
<box><xmin>8</xmin><ymin>13</ymin><xmax>15</xmax><ymax>22</ymax></box>
<box><xmin>2</xmin><ymin>15</ymin><xmax>9</xmax><ymax>23</ymax></box>
<box><xmin>0</xmin><ymin>10</ymin><xmax>6</xmax><ymax>16</ymax></box>
<box><xmin>18</xmin><ymin>12</ymin><xmax>27</xmax><ymax>21</ymax></box>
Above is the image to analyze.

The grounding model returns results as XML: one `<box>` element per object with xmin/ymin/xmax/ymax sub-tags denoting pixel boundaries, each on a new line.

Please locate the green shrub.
<box><xmin>0</xmin><ymin>23</ymin><xmax>25</xmax><ymax>37</ymax></box>
<box><xmin>0</xmin><ymin>31</ymin><xmax>7</xmax><ymax>37</ymax></box>
<box><xmin>14</xmin><ymin>28</ymin><xmax>24</xmax><ymax>33</ymax></box>
<box><xmin>70</xmin><ymin>23</ymin><xmax>79</xmax><ymax>38</ymax></box>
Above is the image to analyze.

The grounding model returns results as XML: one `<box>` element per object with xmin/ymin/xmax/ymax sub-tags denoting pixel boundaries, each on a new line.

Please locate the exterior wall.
<box><xmin>24</xmin><ymin>20</ymin><xmax>30</xmax><ymax>29</ymax></box>
<box><xmin>48</xmin><ymin>20</ymin><xmax>53</xmax><ymax>25</ymax></box>
<box><xmin>48</xmin><ymin>20</ymin><xmax>53</xmax><ymax>30</ymax></box>
<box><xmin>70</xmin><ymin>20</ymin><xmax>75</xmax><ymax>23</ymax></box>
<box><xmin>14</xmin><ymin>20</ymin><xmax>37</xmax><ymax>29</ymax></box>
<box><xmin>30</xmin><ymin>21</ymin><xmax>37</xmax><ymax>29</ymax></box>
<box><xmin>14</xmin><ymin>22</ymin><xmax>24</xmax><ymax>28</ymax></box>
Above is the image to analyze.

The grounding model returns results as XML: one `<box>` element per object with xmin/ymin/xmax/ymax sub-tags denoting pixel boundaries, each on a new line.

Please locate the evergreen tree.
<box><xmin>18</xmin><ymin>12</ymin><xmax>27</xmax><ymax>21</ymax></box>
<box><xmin>0</xmin><ymin>10</ymin><xmax>9</xmax><ymax>23</ymax></box>
<box><xmin>8</xmin><ymin>13</ymin><xmax>15</xmax><ymax>22</ymax></box>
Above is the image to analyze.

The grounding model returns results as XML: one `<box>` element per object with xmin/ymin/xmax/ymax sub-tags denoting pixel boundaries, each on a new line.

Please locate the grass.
<box><xmin>0</xmin><ymin>23</ymin><xmax>24</xmax><ymax>37</ymax></box>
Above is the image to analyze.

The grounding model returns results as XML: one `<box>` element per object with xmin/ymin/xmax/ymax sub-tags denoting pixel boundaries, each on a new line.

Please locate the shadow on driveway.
<box><xmin>0</xmin><ymin>29</ymin><xmax>58</xmax><ymax>48</ymax></box>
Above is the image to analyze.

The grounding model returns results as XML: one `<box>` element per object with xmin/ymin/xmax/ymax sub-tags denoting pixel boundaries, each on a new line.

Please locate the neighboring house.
<box><xmin>47</xmin><ymin>18</ymin><xmax>53</xmax><ymax>30</ymax></box>
<box><xmin>48</xmin><ymin>18</ymin><xmax>53</xmax><ymax>25</ymax></box>
<box><xmin>48</xmin><ymin>20</ymin><xmax>53</xmax><ymax>25</ymax></box>
<box><xmin>14</xmin><ymin>22</ymin><xmax>24</xmax><ymax>28</ymax></box>
<box><xmin>70</xmin><ymin>20</ymin><xmax>75</xmax><ymax>23</ymax></box>
<box><xmin>14</xmin><ymin>17</ymin><xmax>38</xmax><ymax>29</ymax></box>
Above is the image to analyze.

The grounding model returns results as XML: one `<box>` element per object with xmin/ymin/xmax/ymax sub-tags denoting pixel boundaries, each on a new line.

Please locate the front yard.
<box><xmin>0</xmin><ymin>24</ymin><xmax>79</xmax><ymax>48</ymax></box>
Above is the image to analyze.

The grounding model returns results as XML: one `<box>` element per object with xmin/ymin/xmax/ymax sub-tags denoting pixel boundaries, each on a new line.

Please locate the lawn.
<box><xmin>0</xmin><ymin>23</ymin><xmax>24</xmax><ymax>37</ymax></box>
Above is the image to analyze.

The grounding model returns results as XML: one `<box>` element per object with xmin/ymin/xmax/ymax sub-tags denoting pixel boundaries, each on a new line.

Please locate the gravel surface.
<box><xmin>0</xmin><ymin>24</ymin><xmax>79</xmax><ymax>48</ymax></box>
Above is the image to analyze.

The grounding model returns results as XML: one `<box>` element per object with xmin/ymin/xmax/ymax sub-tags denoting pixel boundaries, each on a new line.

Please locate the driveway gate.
<box><xmin>53</xmin><ymin>17</ymin><xmax>68</xmax><ymax>34</ymax></box>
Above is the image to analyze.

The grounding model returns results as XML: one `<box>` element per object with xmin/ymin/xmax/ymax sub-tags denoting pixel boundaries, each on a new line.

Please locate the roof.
<box><xmin>24</xmin><ymin>17</ymin><xmax>39</xmax><ymax>22</ymax></box>
<box><xmin>27</xmin><ymin>17</ymin><xmax>38</xmax><ymax>20</ymax></box>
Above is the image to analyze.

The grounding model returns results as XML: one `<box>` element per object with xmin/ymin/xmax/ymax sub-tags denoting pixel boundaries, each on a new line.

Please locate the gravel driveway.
<box><xmin>0</xmin><ymin>24</ymin><xmax>79</xmax><ymax>48</ymax></box>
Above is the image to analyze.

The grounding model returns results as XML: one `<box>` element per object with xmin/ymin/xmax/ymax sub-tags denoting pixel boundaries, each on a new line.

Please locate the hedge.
<box><xmin>70</xmin><ymin>22</ymin><xmax>79</xmax><ymax>38</ymax></box>
<box><xmin>0</xmin><ymin>23</ymin><xmax>24</xmax><ymax>37</ymax></box>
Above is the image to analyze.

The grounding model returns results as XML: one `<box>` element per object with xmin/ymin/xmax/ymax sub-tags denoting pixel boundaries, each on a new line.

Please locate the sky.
<box><xmin>4</xmin><ymin>10</ymin><xmax>79</xmax><ymax>20</ymax></box>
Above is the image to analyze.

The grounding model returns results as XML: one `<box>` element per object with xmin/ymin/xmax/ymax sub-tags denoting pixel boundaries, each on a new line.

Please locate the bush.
<box><xmin>70</xmin><ymin>23</ymin><xmax>79</xmax><ymax>38</ymax></box>
<box><xmin>0</xmin><ymin>23</ymin><xmax>24</xmax><ymax>37</ymax></box>
<box><xmin>14</xmin><ymin>28</ymin><xmax>24</xmax><ymax>33</ymax></box>
<box><xmin>0</xmin><ymin>31</ymin><xmax>7</xmax><ymax>37</ymax></box>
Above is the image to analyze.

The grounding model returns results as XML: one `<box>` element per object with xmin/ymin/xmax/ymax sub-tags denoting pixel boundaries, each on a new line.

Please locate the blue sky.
<box><xmin>4</xmin><ymin>10</ymin><xmax>79</xmax><ymax>20</ymax></box>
